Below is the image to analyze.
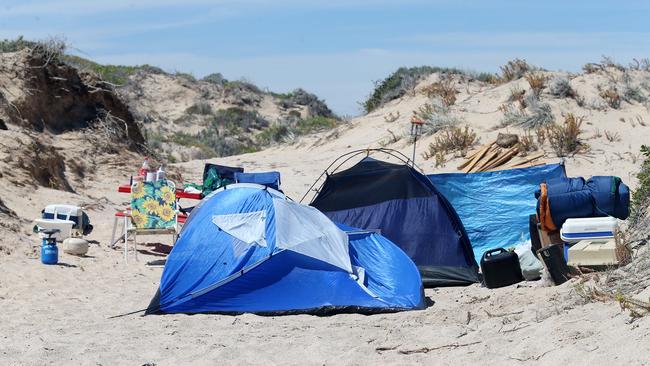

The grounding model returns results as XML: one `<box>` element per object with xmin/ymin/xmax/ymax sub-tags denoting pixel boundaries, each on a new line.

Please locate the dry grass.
<box><xmin>599</xmin><ymin>88</ymin><xmax>621</xmax><ymax>109</ymax></box>
<box><xmin>500</xmin><ymin>58</ymin><xmax>534</xmax><ymax>81</ymax></box>
<box><xmin>524</xmin><ymin>72</ymin><xmax>547</xmax><ymax>96</ymax></box>
<box><xmin>414</xmin><ymin>99</ymin><xmax>464</xmax><ymax>135</ymax></box>
<box><xmin>535</xmin><ymin>128</ymin><xmax>547</xmax><ymax>145</ymax></box>
<box><xmin>424</xmin><ymin>126</ymin><xmax>478</xmax><ymax>159</ymax></box>
<box><xmin>421</xmin><ymin>79</ymin><xmax>458</xmax><ymax>106</ymax></box>
<box><xmin>518</xmin><ymin>132</ymin><xmax>539</xmax><ymax>155</ymax></box>
<box><xmin>604</xmin><ymin>130</ymin><xmax>622</xmax><ymax>142</ymax></box>
<box><xmin>545</xmin><ymin>113</ymin><xmax>588</xmax><ymax>157</ymax></box>
<box><xmin>507</xmin><ymin>86</ymin><xmax>527</xmax><ymax>108</ymax></box>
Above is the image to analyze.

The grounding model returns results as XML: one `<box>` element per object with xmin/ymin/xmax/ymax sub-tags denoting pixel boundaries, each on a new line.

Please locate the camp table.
<box><xmin>117</xmin><ymin>184</ymin><xmax>202</xmax><ymax>200</ymax></box>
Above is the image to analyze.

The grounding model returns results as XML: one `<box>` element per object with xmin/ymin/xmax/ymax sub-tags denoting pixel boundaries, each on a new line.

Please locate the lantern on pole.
<box><xmin>410</xmin><ymin>115</ymin><xmax>424</xmax><ymax>166</ymax></box>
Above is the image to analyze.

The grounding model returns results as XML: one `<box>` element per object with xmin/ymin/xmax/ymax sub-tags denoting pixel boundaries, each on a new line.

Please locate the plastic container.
<box><xmin>480</xmin><ymin>248</ymin><xmax>524</xmax><ymax>289</ymax></box>
<box><xmin>537</xmin><ymin>244</ymin><xmax>570</xmax><ymax>285</ymax></box>
<box><xmin>156</xmin><ymin>166</ymin><xmax>166</xmax><ymax>181</ymax></box>
<box><xmin>567</xmin><ymin>239</ymin><xmax>618</xmax><ymax>267</ymax></box>
<box><xmin>560</xmin><ymin>217</ymin><xmax>617</xmax><ymax>243</ymax></box>
<box><xmin>138</xmin><ymin>157</ymin><xmax>150</xmax><ymax>178</ymax></box>
<box><xmin>146</xmin><ymin>171</ymin><xmax>156</xmax><ymax>182</ymax></box>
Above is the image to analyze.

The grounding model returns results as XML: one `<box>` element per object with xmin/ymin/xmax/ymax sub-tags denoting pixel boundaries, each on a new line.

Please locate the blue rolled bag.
<box><xmin>536</xmin><ymin>176</ymin><xmax>630</xmax><ymax>229</ymax></box>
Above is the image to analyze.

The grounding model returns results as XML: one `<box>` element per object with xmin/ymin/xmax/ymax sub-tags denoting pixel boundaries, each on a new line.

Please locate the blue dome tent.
<box><xmin>305</xmin><ymin>149</ymin><xmax>479</xmax><ymax>287</ymax></box>
<box><xmin>146</xmin><ymin>183</ymin><xmax>424</xmax><ymax>315</ymax></box>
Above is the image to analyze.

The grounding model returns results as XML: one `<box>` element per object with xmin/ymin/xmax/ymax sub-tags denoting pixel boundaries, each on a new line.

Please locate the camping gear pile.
<box><xmin>34</xmin><ymin>204</ymin><xmax>92</xmax><ymax>257</ymax></box>
<box><xmin>430</xmin><ymin>162</ymin><xmax>632</xmax><ymax>288</ymax></box>
<box><xmin>531</xmin><ymin>175</ymin><xmax>630</xmax><ymax>283</ymax></box>
<box><xmin>458</xmin><ymin>139</ymin><xmax>546</xmax><ymax>173</ymax></box>
<box><xmin>36</xmin><ymin>148</ymin><xmax>634</xmax><ymax>315</ymax></box>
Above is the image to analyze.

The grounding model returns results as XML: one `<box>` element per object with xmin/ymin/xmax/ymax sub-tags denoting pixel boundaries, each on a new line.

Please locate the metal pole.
<box><xmin>412</xmin><ymin>134</ymin><xmax>417</xmax><ymax>167</ymax></box>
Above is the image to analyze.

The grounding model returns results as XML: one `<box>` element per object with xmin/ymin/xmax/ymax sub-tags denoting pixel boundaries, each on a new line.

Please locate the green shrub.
<box><xmin>0</xmin><ymin>36</ymin><xmax>32</xmax><ymax>52</ymax></box>
<box><xmin>62</xmin><ymin>54</ymin><xmax>157</xmax><ymax>84</ymax></box>
<box><xmin>175</xmin><ymin>72</ymin><xmax>196</xmax><ymax>82</ymax></box>
<box><xmin>186</xmin><ymin>101</ymin><xmax>213</xmax><ymax>115</ymax></box>
<box><xmin>363</xmin><ymin>66</ymin><xmax>465</xmax><ymax>113</ymax></box>
<box><xmin>633</xmin><ymin>145</ymin><xmax>650</xmax><ymax>210</ymax></box>
<box><xmin>202</xmin><ymin>73</ymin><xmax>226</xmax><ymax>85</ymax></box>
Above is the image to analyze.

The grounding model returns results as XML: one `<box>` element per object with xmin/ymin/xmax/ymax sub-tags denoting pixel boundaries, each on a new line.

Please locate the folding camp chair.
<box><xmin>122</xmin><ymin>180</ymin><xmax>180</xmax><ymax>262</ymax></box>
<box><xmin>202</xmin><ymin>163</ymin><xmax>243</xmax><ymax>197</ymax></box>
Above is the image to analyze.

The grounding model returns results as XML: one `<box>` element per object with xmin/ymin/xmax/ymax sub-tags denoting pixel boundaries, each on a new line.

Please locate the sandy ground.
<box><xmin>2</xmin><ymin>68</ymin><xmax>650</xmax><ymax>365</ymax></box>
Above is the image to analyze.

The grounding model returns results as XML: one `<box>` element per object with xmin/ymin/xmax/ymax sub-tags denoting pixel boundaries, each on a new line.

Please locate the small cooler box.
<box><xmin>42</xmin><ymin>204</ymin><xmax>84</xmax><ymax>236</ymax></box>
<box><xmin>560</xmin><ymin>217</ymin><xmax>617</xmax><ymax>243</ymax></box>
<box><xmin>568</xmin><ymin>239</ymin><xmax>619</xmax><ymax>267</ymax></box>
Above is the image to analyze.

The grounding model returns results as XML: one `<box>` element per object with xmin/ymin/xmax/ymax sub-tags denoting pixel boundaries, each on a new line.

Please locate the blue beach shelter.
<box><xmin>146</xmin><ymin>183</ymin><xmax>424</xmax><ymax>315</ymax></box>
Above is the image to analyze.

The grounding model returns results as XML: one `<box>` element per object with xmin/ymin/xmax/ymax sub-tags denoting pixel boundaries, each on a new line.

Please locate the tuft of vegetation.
<box><xmin>256</xmin><ymin>116</ymin><xmax>338</xmax><ymax>146</ymax></box>
<box><xmin>622</xmin><ymin>85</ymin><xmax>647</xmax><ymax>104</ymax></box>
<box><xmin>524</xmin><ymin>72</ymin><xmax>547</xmax><ymax>96</ymax></box>
<box><xmin>0</xmin><ymin>35</ymin><xmax>33</xmax><ymax>53</ymax></box>
<box><xmin>421</xmin><ymin>78</ymin><xmax>458</xmax><ymax>106</ymax></box>
<box><xmin>202</xmin><ymin>73</ymin><xmax>226</xmax><ymax>85</ymax></box>
<box><xmin>62</xmin><ymin>54</ymin><xmax>160</xmax><ymax>85</ymax></box>
<box><xmin>185</xmin><ymin>101</ymin><xmax>213</xmax><ymax>115</ymax></box>
<box><xmin>545</xmin><ymin>113</ymin><xmax>588</xmax><ymax>157</ymax></box>
<box><xmin>507</xmin><ymin>86</ymin><xmax>527</xmax><ymax>107</ymax></box>
<box><xmin>224</xmin><ymin>79</ymin><xmax>262</xmax><ymax>94</ymax></box>
<box><xmin>175</xmin><ymin>72</ymin><xmax>196</xmax><ymax>82</ymax></box>
<box><xmin>632</xmin><ymin>145</ymin><xmax>650</xmax><ymax>211</ymax></box>
<box><xmin>363</xmin><ymin>66</ymin><xmax>464</xmax><ymax>113</ymax></box>
<box><xmin>500</xmin><ymin>58</ymin><xmax>536</xmax><ymax>82</ymax></box>
<box><xmin>474</xmin><ymin>72</ymin><xmax>501</xmax><ymax>84</ymax></box>
<box><xmin>599</xmin><ymin>87</ymin><xmax>621</xmax><ymax>109</ymax></box>
<box><xmin>518</xmin><ymin>132</ymin><xmax>540</xmax><ymax>155</ymax></box>
<box><xmin>500</xmin><ymin>94</ymin><xmax>554</xmax><ymax>129</ymax></box>
<box><xmin>549</xmin><ymin>76</ymin><xmax>576</xmax><ymax>98</ymax></box>
<box><xmin>604</xmin><ymin>130</ymin><xmax>621</xmax><ymax>142</ymax></box>
<box><xmin>414</xmin><ymin>98</ymin><xmax>464</xmax><ymax>135</ymax></box>
<box><xmin>424</xmin><ymin>126</ymin><xmax>478</xmax><ymax>159</ymax></box>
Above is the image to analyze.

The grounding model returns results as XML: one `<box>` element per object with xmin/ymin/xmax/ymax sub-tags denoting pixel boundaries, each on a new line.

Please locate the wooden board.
<box><xmin>459</xmin><ymin>142</ymin><xmax>493</xmax><ymax>171</ymax></box>
<box><xmin>462</xmin><ymin>143</ymin><xmax>495</xmax><ymax>173</ymax></box>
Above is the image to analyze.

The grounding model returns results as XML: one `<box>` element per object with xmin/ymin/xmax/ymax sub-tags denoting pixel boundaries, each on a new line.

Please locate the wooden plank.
<box><xmin>461</xmin><ymin>143</ymin><xmax>495</xmax><ymax>173</ymax></box>
<box><xmin>458</xmin><ymin>142</ymin><xmax>493</xmax><ymax>171</ymax></box>
<box><xmin>472</xmin><ymin>148</ymin><xmax>501</xmax><ymax>173</ymax></box>
<box><xmin>483</xmin><ymin>147</ymin><xmax>519</xmax><ymax>171</ymax></box>
<box><xmin>462</xmin><ymin>139</ymin><xmax>495</xmax><ymax>163</ymax></box>
<box><xmin>505</xmin><ymin>151</ymin><xmax>545</xmax><ymax>168</ymax></box>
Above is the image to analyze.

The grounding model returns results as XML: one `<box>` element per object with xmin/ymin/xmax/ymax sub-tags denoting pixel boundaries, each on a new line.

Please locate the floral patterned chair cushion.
<box><xmin>130</xmin><ymin>180</ymin><xmax>177</xmax><ymax>229</ymax></box>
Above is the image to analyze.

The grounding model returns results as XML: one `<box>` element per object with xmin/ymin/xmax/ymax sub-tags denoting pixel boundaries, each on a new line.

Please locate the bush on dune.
<box><xmin>363</xmin><ymin>66</ymin><xmax>465</xmax><ymax>113</ymax></box>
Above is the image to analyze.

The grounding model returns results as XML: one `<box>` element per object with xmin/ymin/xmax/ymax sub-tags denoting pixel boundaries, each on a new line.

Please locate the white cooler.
<box><xmin>560</xmin><ymin>217</ymin><xmax>617</xmax><ymax>243</ymax></box>
<box><xmin>34</xmin><ymin>218</ymin><xmax>74</xmax><ymax>242</ymax></box>
<box><xmin>567</xmin><ymin>239</ymin><xmax>618</xmax><ymax>267</ymax></box>
<box><xmin>42</xmin><ymin>204</ymin><xmax>83</xmax><ymax>236</ymax></box>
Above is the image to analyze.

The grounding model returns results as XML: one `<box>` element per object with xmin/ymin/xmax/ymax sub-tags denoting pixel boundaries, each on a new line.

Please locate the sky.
<box><xmin>1</xmin><ymin>0</ymin><xmax>650</xmax><ymax>116</ymax></box>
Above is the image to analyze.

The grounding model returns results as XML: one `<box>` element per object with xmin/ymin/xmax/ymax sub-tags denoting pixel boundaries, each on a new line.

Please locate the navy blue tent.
<box><xmin>310</xmin><ymin>155</ymin><xmax>479</xmax><ymax>287</ymax></box>
<box><xmin>146</xmin><ymin>183</ymin><xmax>424</xmax><ymax>315</ymax></box>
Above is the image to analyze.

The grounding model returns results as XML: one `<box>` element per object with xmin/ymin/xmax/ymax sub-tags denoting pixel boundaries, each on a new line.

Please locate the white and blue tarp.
<box><xmin>427</xmin><ymin>164</ymin><xmax>566</xmax><ymax>262</ymax></box>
